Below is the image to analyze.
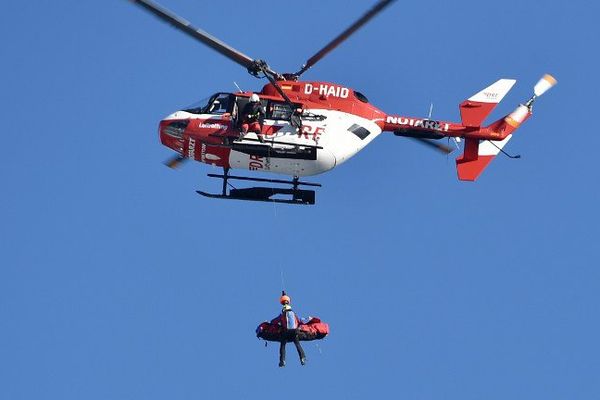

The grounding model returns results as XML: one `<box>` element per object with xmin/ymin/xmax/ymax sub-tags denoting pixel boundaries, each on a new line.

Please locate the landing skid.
<box><xmin>196</xmin><ymin>168</ymin><xmax>320</xmax><ymax>205</ymax></box>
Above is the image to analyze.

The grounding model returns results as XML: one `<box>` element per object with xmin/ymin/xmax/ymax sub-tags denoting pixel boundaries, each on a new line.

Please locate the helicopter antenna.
<box><xmin>233</xmin><ymin>81</ymin><xmax>243</xmax><ymax>93</ymax></box>
<box><xmin>427</xmin><ymin>102</ymin><xmax>434</xmax><ymax>120</ymax></box>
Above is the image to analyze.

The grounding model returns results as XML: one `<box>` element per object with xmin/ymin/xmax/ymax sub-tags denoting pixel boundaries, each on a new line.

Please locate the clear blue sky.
<box><xmin>1</xmin><ymin>1</ymin><xmax>599</xmax><ymax>399</ymax></box>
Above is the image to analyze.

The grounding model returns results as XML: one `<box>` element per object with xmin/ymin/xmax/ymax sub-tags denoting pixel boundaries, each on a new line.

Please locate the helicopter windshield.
<box><xmin>182</xmin><ymin>93</ymin><xmax>233</xmax><ymax>115</ymax></box>
<box><xmin>181</xmin><ymin>96</ymin><xmax>210</xmax><ymax>114</ymax></box>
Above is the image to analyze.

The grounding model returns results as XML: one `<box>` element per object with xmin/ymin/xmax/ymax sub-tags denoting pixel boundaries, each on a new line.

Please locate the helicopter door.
<box><xmin>234</xmin><ymin>96</ymin><xmax>268</xmax><ymax>128</ymax></box>
<box><xmin>233</xmin><ymin>96</ymin><xmax>248</xmax><ymax>128</ymax></box>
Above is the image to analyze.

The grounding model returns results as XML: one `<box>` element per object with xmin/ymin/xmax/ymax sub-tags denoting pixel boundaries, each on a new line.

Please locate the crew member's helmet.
<box><xmin>280</xmin><ymin>294</ymin><xmax>291</xmax><ymax>305</ymax></box>
<box><xmin>249</xmin><ymin>93</ymin><xmax>260</xmax><ymax>103</ymax></box>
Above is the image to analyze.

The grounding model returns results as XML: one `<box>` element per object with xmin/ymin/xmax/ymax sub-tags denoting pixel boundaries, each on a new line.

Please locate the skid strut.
<box><xmin>197</xmin><ymin>168</ymin><xmax>320</xmax><ymax>205</ymax></box>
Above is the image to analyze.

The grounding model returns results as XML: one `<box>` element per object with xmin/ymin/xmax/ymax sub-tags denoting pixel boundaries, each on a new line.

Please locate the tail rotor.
<box><xmin>526</xmin><ymin>74</ymin><xmax>557</xmax><ymax>109</ymax></box>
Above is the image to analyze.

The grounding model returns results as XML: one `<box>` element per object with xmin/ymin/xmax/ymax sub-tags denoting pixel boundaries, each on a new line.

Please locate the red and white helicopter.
<box><xmin>131</xmin><ymin>0</ymin><xmax>556</xmax><ymax>205</ymax></box>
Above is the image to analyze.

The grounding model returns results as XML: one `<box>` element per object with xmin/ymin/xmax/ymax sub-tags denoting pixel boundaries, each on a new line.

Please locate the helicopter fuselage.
<box><xmin>159</xmin><ymin>81</ymin><xmax>389</xmax><ymax>177</ymax></box>
<box><xmin>158</xmin><ymin>78</ymin><xmax>535</xmax><ymax>182</ymax></box>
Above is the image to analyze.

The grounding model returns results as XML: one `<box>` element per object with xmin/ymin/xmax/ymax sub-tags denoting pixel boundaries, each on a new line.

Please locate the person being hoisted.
<box><xmin>239</xmin><ymin>93</ymin><xmax>265</xmax><ymax>142</ymax></box>
<box><xmin>256</xmin><ymin>292</ymin><xmax>329</xmax><ymax>366</ymax></box>
<box><xmin>272</xmin><ymin>291</ymin><xmax>306</xmax><ymax>367</ymax></box>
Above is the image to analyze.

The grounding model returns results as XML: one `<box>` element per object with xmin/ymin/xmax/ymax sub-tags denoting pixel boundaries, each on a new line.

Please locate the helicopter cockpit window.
<box><xmin>183</xmin><ymin>93</ymin><xmax>233</xmax><ymax>114</ymax></box>
<box><xmin>207</xmin><ymin>93</ymin><xmax>233</xmax><ymax>115</ymax></box>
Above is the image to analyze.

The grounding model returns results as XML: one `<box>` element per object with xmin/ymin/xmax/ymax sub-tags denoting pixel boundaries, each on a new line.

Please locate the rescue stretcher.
<box><xmin>256</xmin><ymin>317</ymin><xmax>329</xmax><ymax>342</ymax></box>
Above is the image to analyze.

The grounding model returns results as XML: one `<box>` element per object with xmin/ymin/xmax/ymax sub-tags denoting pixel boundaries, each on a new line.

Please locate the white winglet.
<box><xmin>468</xmin><ymin>79</ymin><xmax>517</xmax><ymax>103</ymax></box>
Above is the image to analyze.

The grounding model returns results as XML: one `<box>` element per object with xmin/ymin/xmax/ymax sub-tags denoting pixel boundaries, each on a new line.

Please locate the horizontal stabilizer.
<box><xmin>460</xmin><ymin>79</ymin><xmax>516</xmax><ymax>127</ymax></box>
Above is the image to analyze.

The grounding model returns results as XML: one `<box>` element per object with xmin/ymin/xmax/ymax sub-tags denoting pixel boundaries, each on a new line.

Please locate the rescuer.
<box><xmin>272</xmin><ymin>291</ymin><xmax>306</xmax><ymax>367</ymax></box>
<box><xmin>239</xmin><ymin>93</ymin><xmax>265</xmax><ymax>142</ymax></box>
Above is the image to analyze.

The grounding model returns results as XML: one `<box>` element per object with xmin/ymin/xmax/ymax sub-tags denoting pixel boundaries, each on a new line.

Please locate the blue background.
<box><xmin>1</xmin><ymin>1</ymin><xmax>599</xmax><ymax>399</ymax></box>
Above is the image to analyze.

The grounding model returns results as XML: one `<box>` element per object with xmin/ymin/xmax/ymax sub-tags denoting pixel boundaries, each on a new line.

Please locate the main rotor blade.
<box><xmin>411</xmin><ymin>138</ymin><xmax>454</xmax><ymax>155</ymax></box>
<box><xmin>130</xmin><ymin>0</ymin><xmax>256</xmax><ymax>70</ymax></box>
<box><xmin>295</xmin><ymin>0</ymin><xmax>396</xmax><ymax>76</ymax></box>
<box><xmin>164</xmin><ymin>154</ymin><xmax>186</xmax><ymax>169</ymax></box>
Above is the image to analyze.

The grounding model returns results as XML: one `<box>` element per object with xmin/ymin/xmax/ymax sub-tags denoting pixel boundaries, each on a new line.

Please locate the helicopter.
<box><xmin>130</xmin><ymin>0</ymin><xmax>556</xmax><ymax>205</ymax></box>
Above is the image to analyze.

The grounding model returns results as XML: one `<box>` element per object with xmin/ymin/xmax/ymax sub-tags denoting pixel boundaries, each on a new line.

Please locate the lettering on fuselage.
<box><xmin>199</xmin><ymin>122</ymin><xmax>227</xmax><ymax>130</ymax></box>
<box><xmin>188</xmin><ymin>137</ymin><xmax>196</xmax><ymax>159</ymax></box>
<box><xmin>304</xmin><ymin>83</ymin><xmax>349</xmax><ymax>99</ymax></box>
<box><xmin>200</xmin><ymin>143</ymin><xmax>206</xmax><ymax>162</ymax></box>
<box><xmin>386</xmin><ymin>116</ymin><xmax>449</xmax><ymax>132</ymax></box>
<box><xmin>298</xmin><ymin>125</ymin><xmax>325</xmax><ymax>141</ymax></box>
<box><xmin>249</xmin><ymin>154</ymin><xmax>265</xmax><ymax>171</ymax></box>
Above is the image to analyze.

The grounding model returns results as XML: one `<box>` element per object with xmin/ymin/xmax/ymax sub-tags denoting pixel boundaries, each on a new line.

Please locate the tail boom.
<box><xmin>383</xmin><ymin>75</ymin><xmax>555</xmax><ymax>181</ymax></box>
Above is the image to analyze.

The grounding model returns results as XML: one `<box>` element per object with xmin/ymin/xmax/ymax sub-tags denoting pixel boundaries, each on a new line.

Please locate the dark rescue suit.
<box><xmin>239</xmin><ymin>101</ymin><xmax>265</xmax><ymax>135</ymax></box>
<box><xmin>272</xmin><ymin>306</ymin><xmax>306</xmax><ymax>366</ymax></box>
<box><xmin>240</xmin><ymin>101</ymin><xmax>265</xmax><ymax>134</ymax></box>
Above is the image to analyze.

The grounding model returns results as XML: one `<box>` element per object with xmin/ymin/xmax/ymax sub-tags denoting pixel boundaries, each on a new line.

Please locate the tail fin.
<box><xmin>460</xmin><ymin>79</ymin><xmax>516</xmax><ymax>127</ymax></box>
<box><xmin>456</xmin><ymin>74</ymin><xmax>557</xmax><ymax>181</ymax></box>
<box><xmin>456</xmin><ymin>104</ymin><xmax>532</xmax><ymax>181</ymax></box>
<box><xmin>457</xmin><ymin>104</ymin><xmax>530</xmax><ymax>181</ymax></box>
<box><xmin>456</xmin><ymin>136</ymin><xmax>516</xmax><ymax>181</ymax></box>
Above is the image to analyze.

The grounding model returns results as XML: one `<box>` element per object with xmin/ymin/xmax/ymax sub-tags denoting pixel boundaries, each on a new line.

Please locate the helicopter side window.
<box><xmin>207</xmin><ymin>93</ymin><xmax>234</xmax><ymax>115</ymax></box>
<box><xmin>354</xmin><ymin>91</ymin><xmax>369</xmax><ymax>103</ymax></box>
<box><xmin>267</xmin><ymin>101</ymin><xmax>300</xmax><ymax>121</ymax></box>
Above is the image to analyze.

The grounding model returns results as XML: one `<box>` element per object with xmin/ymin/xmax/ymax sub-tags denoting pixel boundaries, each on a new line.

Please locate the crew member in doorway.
<box><xmin>272</xmin><ymin>291</ymin><xmax>306</xmax><ymax>367</ymax></box>
<box><xmin>239</xmin><ymin>93</ymin><xmax>265</xmax><ymax>142</ymax></box>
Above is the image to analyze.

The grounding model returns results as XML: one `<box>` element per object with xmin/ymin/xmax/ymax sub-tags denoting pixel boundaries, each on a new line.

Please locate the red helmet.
<box><xmin>280</xmin><ymin>295</ymin><xmax>291</xmax><ymax>305</ymax></box>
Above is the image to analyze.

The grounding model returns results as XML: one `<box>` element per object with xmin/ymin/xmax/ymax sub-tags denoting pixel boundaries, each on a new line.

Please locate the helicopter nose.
<box><xmin>160</xmin><ymin>119</ymin><xmax>189</xmax><ymax>139</ymax></box>
<box><xmin>159</xmin><ymin>118</ymin><xmax>189</xmax><ymax>155</ymax></box>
